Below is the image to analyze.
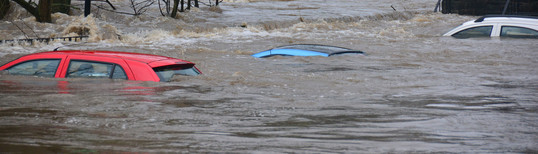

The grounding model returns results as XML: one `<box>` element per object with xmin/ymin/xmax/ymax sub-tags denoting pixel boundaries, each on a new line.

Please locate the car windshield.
<box><xmin>153</xmin><ymin>65</ymin><xmax>200</xmax><ymax>82</ymax></box>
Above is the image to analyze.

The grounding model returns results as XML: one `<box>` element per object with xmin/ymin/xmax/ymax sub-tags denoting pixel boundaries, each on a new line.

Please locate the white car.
<box><xmin>443</xmin><ymin>15</ymin><xmax>538</xmax><ymax>38</ymax></box>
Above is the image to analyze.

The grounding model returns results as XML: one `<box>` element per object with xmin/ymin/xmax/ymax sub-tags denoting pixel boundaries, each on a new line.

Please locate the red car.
<box><xmin>0</xmin><ymin>50</ymin><xmax>201</xmax><ymax>82</ymax></box>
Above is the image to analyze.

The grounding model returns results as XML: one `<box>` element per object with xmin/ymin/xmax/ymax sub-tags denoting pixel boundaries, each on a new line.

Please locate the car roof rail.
<box><xmin>475</xmin><ymin>15</ymin><xmax>538</xmax><ymax>22</ymax></box>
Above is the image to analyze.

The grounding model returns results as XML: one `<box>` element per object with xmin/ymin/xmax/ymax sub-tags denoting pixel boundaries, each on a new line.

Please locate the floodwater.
<box><xmin>1</xmin><ymin>0</ymin><xmax>537</xmax><ymax>153</ymax></box>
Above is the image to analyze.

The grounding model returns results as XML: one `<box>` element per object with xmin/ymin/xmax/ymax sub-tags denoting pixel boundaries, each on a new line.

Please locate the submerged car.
<box><xmin>443</xmin><ymin>15</ymin><xmax>538</xmax><ymax>38</ymax></box>
<box><xmin>0</xmin><ymin>50</ymin><xmax>201</xmax><ymax>82</ymax></box>
<box><xmin>252</xmin><ymin>44</ymin><xmax>365</xmax><ymax>58</ymax></box>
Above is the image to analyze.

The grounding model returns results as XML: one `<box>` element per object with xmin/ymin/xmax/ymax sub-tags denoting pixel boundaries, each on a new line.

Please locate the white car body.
<box><xmin>443</xmin><ymin>15</ymin><xmax>538</xmax><ymax>38</ymax></box>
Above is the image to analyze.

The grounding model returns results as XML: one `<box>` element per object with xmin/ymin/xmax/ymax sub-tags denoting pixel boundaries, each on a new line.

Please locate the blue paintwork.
<box><xmin>252</xmin><ymin>49</ymin><xmax>330</xmax><ymax>58</ymax></box>
<box><xmin>252</xmin><ymin>44</ymin><xmax>366</xmax><ymax>58</ymax></box>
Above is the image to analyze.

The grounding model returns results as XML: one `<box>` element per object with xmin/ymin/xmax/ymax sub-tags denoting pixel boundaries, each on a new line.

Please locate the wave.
<box><xmin>0</xmin><ymin>0</ymin><xmax>472</xmax><ymax>49</ymax></box>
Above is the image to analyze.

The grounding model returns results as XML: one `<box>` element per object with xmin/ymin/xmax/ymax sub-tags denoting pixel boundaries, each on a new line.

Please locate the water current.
<box><xmin>0</xmin><ymin>0</ymin><xmax>537</xmax><ymax>153</ymax></box>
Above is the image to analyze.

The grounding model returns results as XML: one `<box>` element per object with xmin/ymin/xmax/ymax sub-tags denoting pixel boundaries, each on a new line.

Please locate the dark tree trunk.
<box><xmin>180</xmin><ymin>0</ymin><xmax>184</xmax><ymax>12</ymax></box>
<box><xmin>187</xmin><ymin>0</ymin><xmax>190</xmax><ymax>10</ymax></box>
<box><xmin>171</xmin><ymin>0</ymin><xmax>179</xmax><ymax>17</ymax></box>
<box><xmin>0</xmin><ymin>0</ymin><xmax>10</xmax><ymax>20</ymax></box>
<box><xmin>38</xmin><ymin>0</ymin><xmax>52</xmax><ymax>22</ymax></box>
<box><xmin>216</xmin><ymin>0</ymin><xmax>218</xmax><ymax>6</ymax></box>
<box><xmin>84</xmin><ymin>0</ymin><xmax>90</xmax><ymax>16</ymax></box>
<box><xmin>194</xmin><ymin>0</ymin><xmax>198</xmax><ymax>7</ymax></box>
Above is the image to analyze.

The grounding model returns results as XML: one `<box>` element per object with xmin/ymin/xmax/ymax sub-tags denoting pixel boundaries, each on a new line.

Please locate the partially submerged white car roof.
<box><xmin>473</xmin><ymin>15</ymin><xmax>538</xmax><ymax>25</ymax></box>
<box><xmin>443</xmin><ymin>15</ymin><xmax>538</xmax><ymax>37</ymax></box>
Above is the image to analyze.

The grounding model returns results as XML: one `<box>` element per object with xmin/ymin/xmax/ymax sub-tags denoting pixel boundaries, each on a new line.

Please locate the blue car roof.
<box><xmin>252</xmin><ymin>44</ymin><xmax>365</xmax><ymax>58</ymax></box>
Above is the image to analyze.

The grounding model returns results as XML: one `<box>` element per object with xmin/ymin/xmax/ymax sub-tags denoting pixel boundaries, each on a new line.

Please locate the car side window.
<box><xmin>500</xmin><ymin>26</ymin><xmax>538</xmax><ymax>38</ymax></box>
<box><xmin>67</xmin><ymin>60</ymin><xmax>127</xmax><ymax>80</ymax></box>
<box><xmin>112</xmin><ymin>65</ymin><xmax>127</xmax><ymax>79</ymax></box>
<box><xmin>452</xmin><ymin>26</ymin><xmax>493</xmax><ymax>38</ymax></box>
<box><xmin>6</xmin><ymin>59</ymin><xmax>60</xmax><ymax>77</ymax></box>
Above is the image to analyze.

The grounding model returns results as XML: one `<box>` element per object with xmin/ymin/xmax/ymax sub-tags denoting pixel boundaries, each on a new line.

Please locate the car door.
<box><xmin>59</xmin><ymin>55</ymin><xmax>134</xmax><ymax>80</ymax></box>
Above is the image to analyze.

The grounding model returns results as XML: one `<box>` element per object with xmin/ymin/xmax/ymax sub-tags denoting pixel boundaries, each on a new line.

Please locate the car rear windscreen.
<box><xmin>153</xmin><ymin>64</ymin><xmax>200</xmax><ymax>82</ymax></box>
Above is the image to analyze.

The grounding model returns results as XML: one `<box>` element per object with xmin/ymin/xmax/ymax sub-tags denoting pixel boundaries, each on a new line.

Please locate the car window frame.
<box><xmin>0</xmin><ymin>54</ymin><xmax>68</xmax><ymax>78</ymax></box>
<box><xmin>60</xmin><ymin>55</ymin><xmax>134</xmax><ymax>80</ymax></box>
<box><xmin>4</xmin><ymin>58</ymin><xmax>62</xmax><ymax>77</ymax></box>
<box><xmin>152</xmin><ymin>64</ymin><xmax>200</xmax><ymax>82</ymax></box>
<box><xmin>452</xmin><ymin>25</ymin><xmax>494</xmax><ymax>38</ymax></box>
<box><xmin>499</xmin><ymin>25</ymin><xmax>538</xmax><ymax>38</ymax></box>
<box><xmin>111</xmin><ymin>64</ymin><xmax>128</xmax><ymax>79</ymax></box>
<box><xmin>65</xmin><ymin>59</ymin><xmax>128</xmax><ymax>80</ymax></box>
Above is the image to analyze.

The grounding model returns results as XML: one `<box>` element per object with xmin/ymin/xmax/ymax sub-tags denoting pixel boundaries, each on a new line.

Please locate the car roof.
<box><xmin>252</xmin><ymin>44</ymin><xmax>365</xmax><ymax>58</ymax></box>
<box><xmin>273</xmin><ymin>44</ymin><xmax>353</xmax><ymax>54</ymax></box>
<box><xmin>465</xmin><ymin>15</ymin><xmax>538</xmax><ymax>26</ymax></box>
<box><xmin>31</xmin><ymin>50</ymin><xmax>191</xmax><ymax>64</ymax></box>
<box><xmin>474</xmin><ymin>15</ymin><xmax>538</xmax><ymax>22</ymax></box>
<box><xmin>443</xmin><ymin>15</ymin><xmax>538</xmax><ymax>37</ymax></box>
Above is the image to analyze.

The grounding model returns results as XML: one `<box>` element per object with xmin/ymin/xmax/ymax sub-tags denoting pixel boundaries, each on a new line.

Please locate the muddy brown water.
<box><xmin>1</xmin><ymin>0</ymin><xmax>537</xmax><ymax>153</ymax></box>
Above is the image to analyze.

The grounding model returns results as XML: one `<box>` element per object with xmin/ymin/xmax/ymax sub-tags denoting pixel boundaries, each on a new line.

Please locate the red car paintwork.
<box><xmin>0</xmin><ymin>50</ymin><xmax>200</xmax><ymax>82</ymax></box>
